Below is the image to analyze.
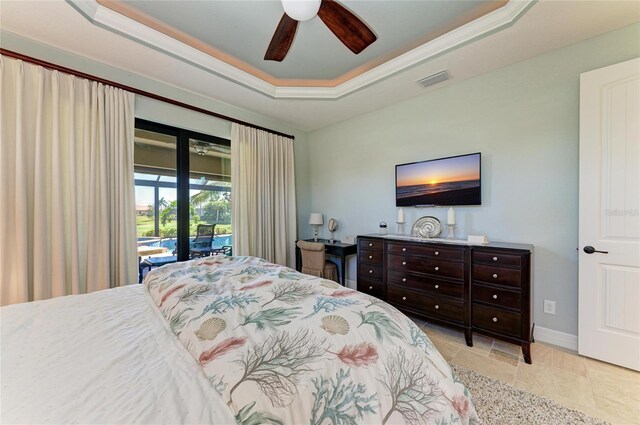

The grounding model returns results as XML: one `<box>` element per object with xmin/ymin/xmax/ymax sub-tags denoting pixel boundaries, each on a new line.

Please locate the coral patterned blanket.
<box><xmin>144</xmin><ymin>255</ymin><xmax>479</xmax><ymax>425</ymax></box>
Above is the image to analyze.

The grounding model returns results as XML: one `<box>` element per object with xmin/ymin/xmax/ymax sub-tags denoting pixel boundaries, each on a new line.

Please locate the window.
<box><xmin>133</xmin><ymin>119</ymin><xmax>231</xmax><ymax>261</ymax></box>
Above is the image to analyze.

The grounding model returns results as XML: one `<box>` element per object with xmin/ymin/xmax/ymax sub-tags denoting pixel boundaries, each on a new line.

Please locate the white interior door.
<box><xmin>579</xmin><ymin>57</ymin><xmax>640</xmax><ymax>371</ymax></box>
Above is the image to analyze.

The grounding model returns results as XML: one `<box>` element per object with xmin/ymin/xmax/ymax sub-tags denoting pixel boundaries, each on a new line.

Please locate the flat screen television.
<box><xmin>395</xmin><ymin>153</ymin><xmax>481</xmax><ymax>207</ymax></box>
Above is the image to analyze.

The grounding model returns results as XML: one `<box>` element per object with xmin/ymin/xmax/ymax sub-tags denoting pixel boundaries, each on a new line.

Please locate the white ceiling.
<box><xmin>116</xmin><ymin>0</ymin><xmax>498</xmax><ymax>80</ymax></box>
<box><xmin>1</xmin><ymin>0</ymin><xmax>639</xmax><ymax>132</ymax></box>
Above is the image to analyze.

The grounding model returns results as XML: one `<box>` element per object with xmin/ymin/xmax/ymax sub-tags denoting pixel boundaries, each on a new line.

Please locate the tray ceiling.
<box><xmin>102</xmin><ymin>0</ymin><xmax>507</xmax><ymax>84</ymax></box>
<box><xmin>76</xmin><ymin>0</ymin><xmax>530</xmax><ymax>98</ymax></box>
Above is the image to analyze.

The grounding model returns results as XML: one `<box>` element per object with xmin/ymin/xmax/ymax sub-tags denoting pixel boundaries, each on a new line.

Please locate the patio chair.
<box><xmin>190</xmin><ymin>224</ymin><xmax>216</xmax><ymax>258</ymax></box>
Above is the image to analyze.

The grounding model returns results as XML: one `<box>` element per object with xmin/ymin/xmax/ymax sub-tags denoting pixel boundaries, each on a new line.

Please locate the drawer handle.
<box><xmin>493</xmin><ymin>256</ymin><xmax>498</xmax><ymax>261</ymax></box>
<box><xmin>369</xmin><ymin>270</ymin><xmax>373</xmax><ymax>274</ymax></box>
<box><xmin>402</xmin><ymin>248</ymin><xmax>407</xmax><ymax>252</ymax></box>
<box><xmin>435</xmin><ymin>267</ymin><xmax>439</xmax><ymax>271</ymax></box>
<box><xmin>492</xmin><ymin>317</ymin><xmax>498</xmax><ymax>322</ymax></box>
<box><xmin>435</xmin><ymin>285</ymin><xmax>439</xmax><ymax>289</ymax></box>
<box><xmin>493</xmin><ymin>294</ymin><xmax>498</xmax><ymax>299</ymax></box>
<box><xmin>435</xmin><ymin>305</ymin><xmax>439</xmax><ymax>309</ymax></box>
<box><xmin>402</xmin><ymin>296</ymin><xmax>407</xmax><ymax>301</ymax></box>
<box><xmin>369</xmin><ymin>286</ymin><xmax>373</xmax><ymax>290</ymax></box>
<box><xmin>402</xmin><ymin>261</ymin><xmax>407</xmax><ymax>266</ymax></box>
<box><xmin>493</xmin><ymin>273</ymin><xmax>498</xmax><ymax>279</ymax></box>
<box><xmin>402</xmin><ymin>278</ymin><xmax>407</xmax><ymax>282</ymax></box>
<box><xmin>368</xmin><ymin>255</ymin><xmax>373</xmax><ymax>259</ymax></box>
<box><xmin>369</xmin><ymin>243</ymin><xmax>373</xmax><ymax>247</ymax></box>
<box><xmin>435</xmin><ymin>251</ymin><xmax>439</xmax><ymax>255</ymax></box>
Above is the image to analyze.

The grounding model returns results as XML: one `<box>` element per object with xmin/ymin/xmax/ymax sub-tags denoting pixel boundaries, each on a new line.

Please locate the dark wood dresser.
<box><xmin>357</xmin><ymin>235</ymin><xmax>533</xmax><ymax>363</ymax></box>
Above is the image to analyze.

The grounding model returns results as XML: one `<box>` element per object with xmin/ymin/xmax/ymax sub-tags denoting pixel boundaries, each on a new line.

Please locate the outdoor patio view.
<box><xmin>135</xmin><ymin>173</ymin><xmax>232</xmax><ymax>250</ymax></box>
<box><xmin>133</xmin><ymin>123</ymin><xmax>232</xmax><ymax>268</ymax></box>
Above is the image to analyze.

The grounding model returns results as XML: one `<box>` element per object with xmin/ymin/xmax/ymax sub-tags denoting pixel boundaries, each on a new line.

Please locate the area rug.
<box><xmin>450</xmin><ymin>364</ymin><xmax>610</xmax><ymax>425</ymax></box>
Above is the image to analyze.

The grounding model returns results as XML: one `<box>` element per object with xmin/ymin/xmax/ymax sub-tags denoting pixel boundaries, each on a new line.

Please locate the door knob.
<box><xmin>583</xmin><ymin>246</ymin><xmax>608</xmax><ymax>254</ymax></box>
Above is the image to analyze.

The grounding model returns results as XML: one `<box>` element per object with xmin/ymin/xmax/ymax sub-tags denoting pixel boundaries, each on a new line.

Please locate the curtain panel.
<box><xmin>0</xmin><ymin>56</ymin><xmax>137</xmax><ymax>306</ymax></box>
<box><xmin>231</xmin><ymin>123</ymin><xmax>296</xmax><ymax>267</ymax></box>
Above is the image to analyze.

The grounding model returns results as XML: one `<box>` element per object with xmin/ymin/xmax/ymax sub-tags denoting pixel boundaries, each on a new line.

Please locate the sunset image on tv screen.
<box><xmin>396</xmin><ymin>153</ymin><xmax>481</xmax><ymax>206</ymax></box>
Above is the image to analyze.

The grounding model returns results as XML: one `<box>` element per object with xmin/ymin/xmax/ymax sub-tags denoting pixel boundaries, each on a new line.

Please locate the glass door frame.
<box><xmin>135</xmin><ymin>118</ymin><xmax>230</xmax><ymax>262</ymax></box>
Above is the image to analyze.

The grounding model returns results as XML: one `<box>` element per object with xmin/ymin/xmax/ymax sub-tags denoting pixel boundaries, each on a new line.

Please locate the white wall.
<box><xmin>306</xmin><ymin>23</ymin><xmax>640</xmax><ymax>336</ymax></box>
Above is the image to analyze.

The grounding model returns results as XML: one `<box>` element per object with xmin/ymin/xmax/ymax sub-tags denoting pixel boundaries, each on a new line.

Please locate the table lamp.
<box><xmin>309</xmin><ymin>213</ymin><xmax>323</xmax><ymax>241</ymax></box>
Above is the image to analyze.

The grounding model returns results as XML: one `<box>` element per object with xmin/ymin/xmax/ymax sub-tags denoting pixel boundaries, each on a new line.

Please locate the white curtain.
<box><xmin>0</xmin><ymin>56</ymin><xmax>137</xmax><ymax>306</ymax></box>
<box><xmin>231</xmin><ymin>123</ymin><xmax>296</xmax><ymax>267</ymax></box>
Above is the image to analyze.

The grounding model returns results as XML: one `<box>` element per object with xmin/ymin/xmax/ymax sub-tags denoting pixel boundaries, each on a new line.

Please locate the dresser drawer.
<box><xmin>472</xmin><ymin>284</ymin><xmax>521</xmax><ymax>310</ymax></box>
<box><xmin>473</xmin><ymin>303</ymin><xmax>521</xmax><ymax>337</ymax></box>
<box><xmin>387</xmin><ymin>270</ymin><xmax>463</xmax><ymax>299</ymax></box>
<box><xmin>473</xmin><ymin>264</ymin><xmax>522</xmax><ymax>288</ymax></box>
<box><xmin>387</xmin><ymin>242</ymin><xmax>464</xmax><ymax>261</ymax></box>
<box><xmin>359</xmin><ymin>249</ymin><xmax>383</xmax><ymax>265</ymax></box>
<box><xmin>359</xmin><ymin>238</ymin><xmax>383</xmax><ymax>251</ymax></box>
<box><xmin>473</xmin><ymin>251</ymin><xmax>522</xmax><ymax>267</ymax></box>
<box><xmin>388</xmin><ymin>254</ymin><xmax>464</xmax><ymax>280</ymax></box>
<box><xmin>358</xmin><ymin>264</ymin><xmax>383</xmax><ymax>280</ymax></box>
<box><xmin>357</xmin><ymin>279</ymin><xmax>384</xmax><ymax>299</ymax></box>
<box><xmin>388</xmin><ymin>286</ymin><xmax>463</xmax><ymax>323</ymax></box>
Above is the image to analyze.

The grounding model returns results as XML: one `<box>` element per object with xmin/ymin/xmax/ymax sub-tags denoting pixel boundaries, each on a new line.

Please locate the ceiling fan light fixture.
<box><xmin>281</xmin><ymin>0</ymin><xmax>321</xmax><ymax>22</ymax></box>
<box><xmin>192</xmin><ymin>141</ymin><xmax>210</xmax><ymax>156</ymax></box>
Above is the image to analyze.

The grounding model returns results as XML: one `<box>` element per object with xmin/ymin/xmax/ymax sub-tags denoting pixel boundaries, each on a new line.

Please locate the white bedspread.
<box><xmin>0</xmin><ymin>284</ymin><xmax>235</xmax><ymax>425</ymax></box>
<box><xmin>1</xmin><ymin>256</ymin><xmax>479</xmax><ymax>425</ymax></box>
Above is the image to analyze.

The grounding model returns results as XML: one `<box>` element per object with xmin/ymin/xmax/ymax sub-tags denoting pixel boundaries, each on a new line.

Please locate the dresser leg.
<box><xmin>464</xmin><ymin>329</ymin><xmax>473</xmax><ymax>347</ymax></box>
<box><xmin>522</xmin><ymin>342</ymin><xmax>532</xmax><ymax>364</ymax></box>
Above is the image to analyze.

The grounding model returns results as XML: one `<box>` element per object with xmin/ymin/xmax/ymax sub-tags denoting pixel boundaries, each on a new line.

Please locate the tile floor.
<box><xmin>411</xmin><ymin>318</ymin><xmax>640</xmax><ymax>425</ymax></box>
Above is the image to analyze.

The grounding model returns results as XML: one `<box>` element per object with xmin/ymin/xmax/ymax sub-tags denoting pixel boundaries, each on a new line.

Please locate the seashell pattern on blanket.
<box><xmin>320</xmin><ymin>315</ymin><xmax>350</xmax><ymax>335</ymax></box>
<box><xmin>144</xmin><ymin>255</ymin><xmax>480</xmax><ymax>425</ymax></box>
<box><xmin>195</xmin><ymin>317</ymin><xmax>227</xmax><ymax>340</ymax></box>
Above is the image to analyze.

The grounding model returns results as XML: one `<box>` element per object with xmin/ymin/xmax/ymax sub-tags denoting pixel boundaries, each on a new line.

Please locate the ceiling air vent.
<box><xmin>416</xmin><ymin>70</ymin><xmax>452</xmax><ymax>88</ymax></box>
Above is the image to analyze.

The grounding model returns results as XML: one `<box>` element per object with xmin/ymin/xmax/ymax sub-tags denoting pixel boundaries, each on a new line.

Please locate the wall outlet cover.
<box><xmin>341</xmin><ymin>235</ymin><xmax>355</xmax><ymax>244</ymax></box>
<box><xmin>544</xmin><ymin>300</ymin><xmax>556</xmax><ymax>315</ymax></box>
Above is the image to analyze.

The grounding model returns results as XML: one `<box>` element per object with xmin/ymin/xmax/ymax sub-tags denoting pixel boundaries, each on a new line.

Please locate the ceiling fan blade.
<box><xmin>265</xmin><ymin>13</ymin><xmax>299</xmax><ymax>61</ymax></box>
<box><xmin>318</xmin><ymin>0</ymin><xmax>377</xmax><ymax>54</ymax></box>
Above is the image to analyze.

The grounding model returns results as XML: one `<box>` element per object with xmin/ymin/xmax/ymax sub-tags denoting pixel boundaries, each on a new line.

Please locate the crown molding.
<box><xmin>68</xmin><ymin>0</ymin><xmax>535</xmax><ymax>100</ymax></box>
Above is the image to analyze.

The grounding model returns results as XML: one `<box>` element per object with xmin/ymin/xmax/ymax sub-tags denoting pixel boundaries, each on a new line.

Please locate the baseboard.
<box><xmin>347</xmin><ymin>282</ymin><xmax>579</xmax><ymax>350</ymax></box>
<box><xmin>534</xmin><ymin>326</ymin><xmax>578</xmax><ymax>351</ymax></box>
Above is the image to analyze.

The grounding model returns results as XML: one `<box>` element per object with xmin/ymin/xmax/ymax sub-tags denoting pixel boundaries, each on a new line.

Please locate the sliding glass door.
<box><xmin>188</xmin><ymin>136</ymin><xmax>232</xmax><ymax>252</ymax></box>
<box><xmin>133</xmin><ymin>119</ymin><xmax>231</xmax><ymax>263</ymax></box>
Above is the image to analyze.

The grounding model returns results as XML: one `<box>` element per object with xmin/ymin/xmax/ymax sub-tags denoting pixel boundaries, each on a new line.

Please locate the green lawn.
<box><xmin>137</xmin><ymin>216</ymin><xmax>178</xmax><ymax>237</ymax></box>
<box><xmin>136</xmin><ymin>216</ymin><xmax>156</xmax><ymax>236</ymax></box>
<box><xmin>136</xmin><ymin>216</ymin><xmax>231</xmax><ymax>237</ymax></box>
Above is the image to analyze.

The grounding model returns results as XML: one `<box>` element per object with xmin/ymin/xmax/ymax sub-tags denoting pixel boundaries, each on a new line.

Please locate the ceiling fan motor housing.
<box><xmin>281</xmin><ymin>0</ymin><xmax>322</xmax><ymax>21</ymax></box>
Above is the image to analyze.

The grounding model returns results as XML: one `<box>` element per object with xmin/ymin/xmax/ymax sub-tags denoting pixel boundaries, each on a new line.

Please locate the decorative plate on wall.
<box><xmin>411</xmin><ymin>216</ymin><xmax>442</xmax><ymax>238</ymax></box>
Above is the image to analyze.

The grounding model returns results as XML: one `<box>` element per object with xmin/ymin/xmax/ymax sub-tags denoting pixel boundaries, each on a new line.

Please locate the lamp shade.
<box><xmin>309</xmin><ymin>213</ymin><xmax>323</xmax><ymax>225</ymax></box>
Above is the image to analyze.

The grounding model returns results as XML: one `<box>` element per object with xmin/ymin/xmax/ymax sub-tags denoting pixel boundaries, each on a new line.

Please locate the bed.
<box><xmin>1</xmin><ymin>255</ymin><xmax>479</xmax><ymax>424</ymax></box>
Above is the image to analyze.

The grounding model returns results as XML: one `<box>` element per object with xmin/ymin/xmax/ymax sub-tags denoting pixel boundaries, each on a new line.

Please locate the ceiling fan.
<box><xmin>265</xmin><ymin>0</ymin><xmax>377</xmax><ymax>62</ymax></box>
